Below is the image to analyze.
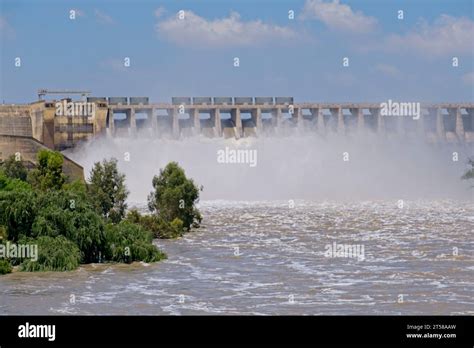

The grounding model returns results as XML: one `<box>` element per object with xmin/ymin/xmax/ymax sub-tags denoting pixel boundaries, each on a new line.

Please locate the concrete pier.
<box><xmin>231</xmin><ymin>108</ymin><xmax>242</xmax><ymax>139</ymax></box>
<box><xmin>108</xmin><ymin>109</ymin><xmax>115</xmax><ymax>136</ymax></box>
<box><xmin>452</xmin><ymin>107</ymin><xmax>465</xmax><ymax>139</ymax></box>
<box><xmin>129</xmin><ymin>108</ymin><xmax>136</xmax><ymax>136</ymax></box>
<box><xmin>171</xmin><ymin>108</ymin><xmax>179</xmax><ymax>138</ymax></box>
<box><xmin>435</xmin><ymin>108</ymin><xmax>446</xmax><ymax>141</ymax></box>
<box><xmin>192</xmin><ymin>108</ymin><xmax>200</xmax><ymax>136</ymax></box>
<box><xmin>251</xmin><ymin>108</ymin><xmax>262</xmax><ymax>135</ymax></box>
<box><xmin>212</xmin><ymin>109</ymin><xmax>222</xmax><ymax>137</ymax></box>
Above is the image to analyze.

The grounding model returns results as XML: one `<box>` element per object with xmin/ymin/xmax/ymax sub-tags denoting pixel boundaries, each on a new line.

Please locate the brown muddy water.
<box><xmin>0</xmin><ymin>200</ymin><xmax>473</xmax><ymax>315</ymax></box>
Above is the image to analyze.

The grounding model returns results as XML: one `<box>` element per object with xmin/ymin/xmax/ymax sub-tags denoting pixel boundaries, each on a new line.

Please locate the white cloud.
<box><xmin>94</xmin><ymin>9</ymin><xmax>114</xmax><ymax>25</ymax></box>
<box><xmin>385</xmin><ymin>15</ymin><xmax>474</xmax><ymax>56</ymax></box>
<box><xmin>301</xmin><ymin>0</ymin><xmax>377</xmax><ymax>33</ymax></box>
<box><xmin>155</xmin><ymin>10</ymin><xmax>297</xmax><ymax>47</ymax></box>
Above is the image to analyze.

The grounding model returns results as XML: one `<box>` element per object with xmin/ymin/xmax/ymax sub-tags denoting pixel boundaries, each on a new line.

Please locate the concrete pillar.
<box><xmin>466</xmin><ymin>108</ymin><xmax>474</xmax><ymax>132</ymax></box>
<box><xmin>251</xmin><ymin>108</ymin><xmax>263</xmax><ymax>135</ymax></box>
<box><xmin>108</xmin><ymin>109</ymin><xmax>115</xmax><ymax>136</ymax></box>
<box><xmin>338</xmin><ymin>108</ymin><xmax>345</xmax><ymax>134</ymax></box>
<box><xmin>129</xmin><ymin>108</ymin><xmax>136</xmax><ymax>136</ymax></box>
<box><xmin>453</xmin><ymin>107</ymin><xmax>464</xmax><ymax>139</ymax></box>
<box><xmin>331</xmin><ymin>107</ymin><xmax>344</xmax><ymax>134</ymax></box>
<box><xmin>358</xmin><ymin>109</ymin><xmax>365</xmax><ymax>130</ymax></box>
<box><xmin>295</xmin><ymin>107</ymin><xmax>303</xmax><ymax>131</ymax></box>
<box><xmin>231</xmin><ymin>108</ymin><xmax>242</xmax><ymax>139</ymax></box>
<box><xmin>436</xmin><ymin>108</ymin><xmax>445</xmax><ymax>140</ymax></box>
<box><xmin>468</xmin><ymin>108</ymin><xmax>474</xmax><ymax>132</ymax></box>
<box><xmin>170</xmin><ymin>108</ymin><xmax>180</xmax><ymax>138</ymax></box>
<box><xmin>192</xmin><ymin>108</ymin><xmax>200</xmax><ymax>135</ymax></box>
<box><xmin>93</xmin><ymin>106</ymin><xmax>108</xmax><ymax>135</ymax></box>
<box><xmin>150</xmin><ymin>109</ymin><xmax>158</xmax><ymax>137</ymax></box>
<box><xmin>42</xmin><ymin>107</ymin><xmax>55</xmax><ymax>149</ymax></box>
<box><xmin>67</xmin><ymin>109</ymin><xmax>73</xmax><ymax>145</ymax></box>
<box><xmin>276</xmin><ymin>107</ymin><xmax>282</xmax><ymax>128</ymax></box>
<box><xmin>30</xmin><ymin>107</ymin><xmax>44</xmax><ymax>143</ymax></box>
<box><xmin>213</xmin><ymin>109</ymin><xmax>222</xmax><ymax>137</ymax></box>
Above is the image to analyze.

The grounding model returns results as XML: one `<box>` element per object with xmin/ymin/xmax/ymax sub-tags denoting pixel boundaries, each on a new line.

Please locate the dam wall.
<box><xmin>0</xmin><ymin>103</ymin><xmax>86</xmax><ymax>181</ymax></box>
<box><xmin>0</xmin><ymin>98</ymin><xmax>473</xmax><ymax>152</ymax></box>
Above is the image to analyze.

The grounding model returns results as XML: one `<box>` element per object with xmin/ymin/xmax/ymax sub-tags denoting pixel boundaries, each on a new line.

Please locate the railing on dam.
<box><xmin>104</xmin><ymin>98</ymin><xmax>474</xmax><ymax>143</ymax></box>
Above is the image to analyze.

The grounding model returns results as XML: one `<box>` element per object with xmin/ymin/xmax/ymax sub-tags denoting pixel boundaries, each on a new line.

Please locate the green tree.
<box><xmin>148</xmin><ymin>162</ymin><xmax>202</xmax><ymax>231</ymax></box>
<box><xmin>0</xmin><ymin>190</ymin><xmax>37</xmax><ymax>242</ymax></box>
<box><xmin>28</xmin><ymin>150</ymin><xmax>67</xmax><ymax>190</ymax></box>
<box><xmin>88</xmin><ymin>158</ymin><xmax>129</xmax><ymax>223</ymax></box>
<box><xmin>2</xmin><ymin>155</ymin><xmax>28</xmax><ymax>181</ymax></box>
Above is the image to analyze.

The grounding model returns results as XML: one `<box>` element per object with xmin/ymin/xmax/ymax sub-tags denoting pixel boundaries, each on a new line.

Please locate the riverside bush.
<box><xmin>31</xmin><ymin>190</ymin><xmax>106</xmax><ymax>263</ymax></box>
<box><xmin>104</xmin><ymin>222</ymin><xmax>166</xmax><ymax>263</ymax></box>
<box><xmin>19</xmin><ymin>236</ymin><xmax>81</xmax><ymax>272</ymax></box>
<box><xmin>0</xmin><ymin>259</ymin><xmax>12</xmax><ymax>274</ymax></box>
<box><xmin>125</xmin><ymin>210</ymin><xmax>184</xmax><ymax>239</ymax></box>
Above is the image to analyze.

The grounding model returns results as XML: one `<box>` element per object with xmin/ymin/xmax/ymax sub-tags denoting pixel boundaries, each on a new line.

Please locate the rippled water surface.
<box><xmin>1</xmin><ymin>200</ymin><xmax>473</xmax><ymax>315</ymax></box>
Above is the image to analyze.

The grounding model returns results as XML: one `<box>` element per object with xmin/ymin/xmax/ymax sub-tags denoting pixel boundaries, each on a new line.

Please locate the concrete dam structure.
<box><xmin>0</xmin><ymin>103</ymin><xmax>85</xmax><ymax>179</ymax></box>
<box><xmin>0</xmin><ymin>97</ymin><xmax>473</xmax><ymax>153</ymax></box>
<box><xmin>106</xmin><ymin>98</ymin><xmax>474</xmax><ymax>144</ymax></box>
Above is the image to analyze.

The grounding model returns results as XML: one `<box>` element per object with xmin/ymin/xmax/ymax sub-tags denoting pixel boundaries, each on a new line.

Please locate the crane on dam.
<box><xmin>37</xmin><ymin>89</ymin><xmax>91</xmax><ymax>101</ymax></box>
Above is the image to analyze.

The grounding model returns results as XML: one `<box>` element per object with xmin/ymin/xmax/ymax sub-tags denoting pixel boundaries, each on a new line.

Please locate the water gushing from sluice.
<box><xmin>65</xmin><ymin>131</ymin><xmax>473</xmax><ymax>203</ymax></box>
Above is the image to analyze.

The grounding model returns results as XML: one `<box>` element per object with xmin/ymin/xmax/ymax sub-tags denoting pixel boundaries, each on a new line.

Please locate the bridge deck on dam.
<box><xmin>108</xmin><ymin>102</ymin><xmax>474</xmax><ymax>109</ymax></box>
<box><xmin>106</xmin><ymin>102</ymin><xmax>474</xmax><ymax>143</ymax></box>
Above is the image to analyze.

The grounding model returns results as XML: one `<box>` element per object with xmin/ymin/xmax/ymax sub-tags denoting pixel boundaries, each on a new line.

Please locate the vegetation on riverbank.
<box><xmin>0</xmin><ymin>150</ymin><xmax>202</xmax><ymax>274</ymax></box>
<box><xmin>462</xmin><ymin>159</ymin><xmax>474</xmax><ymax>184</ymax></box>
<box><xmin>125</xmin><ymin>161</ymin><xmax>202</xmax><ymax>239</ymax></box>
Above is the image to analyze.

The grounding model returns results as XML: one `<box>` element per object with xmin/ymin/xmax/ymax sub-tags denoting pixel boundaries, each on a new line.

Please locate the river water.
<box><xmin>1</xmin><ymin>200</ymin><xmax>473</xmax><ymax>315</ymax></box>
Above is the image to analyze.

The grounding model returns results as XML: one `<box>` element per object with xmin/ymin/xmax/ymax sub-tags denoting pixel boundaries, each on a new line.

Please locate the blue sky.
<box><xmin>1</xmin><ymin>0</ymin><xmax>473</xmax><ymax>103</ymax></box>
